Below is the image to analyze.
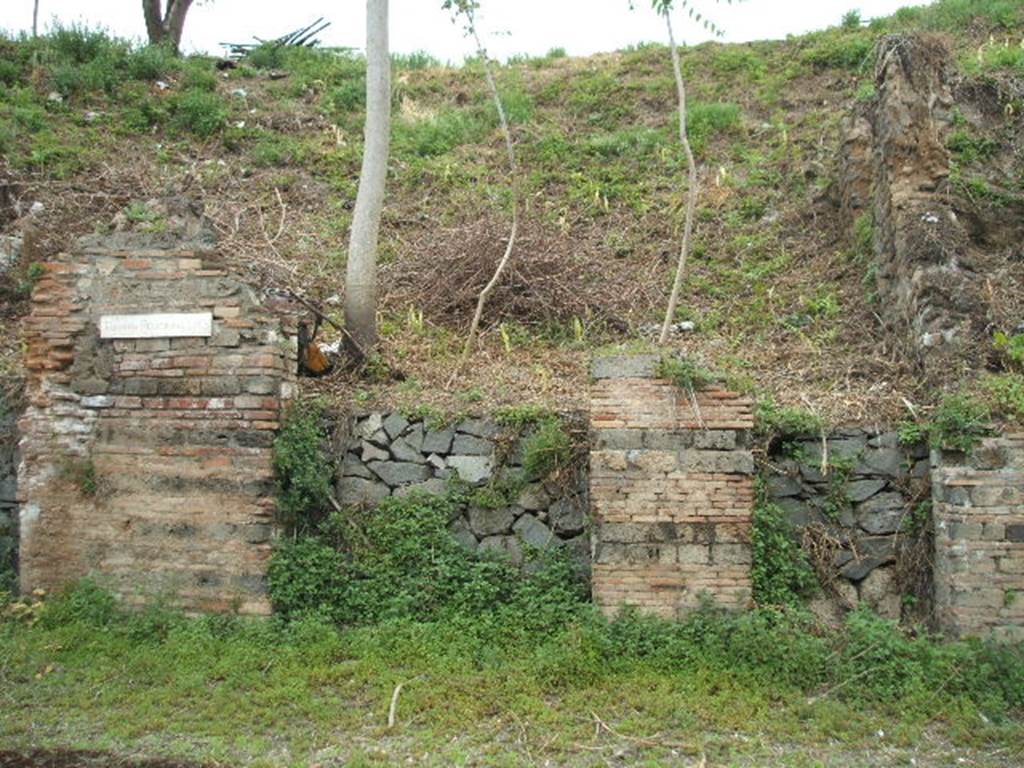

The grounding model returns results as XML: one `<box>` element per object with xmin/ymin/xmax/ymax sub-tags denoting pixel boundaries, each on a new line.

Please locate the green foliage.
<box><xmin>393</xmin><ymin>110</ymin><xmax>488</xmax><ymax>158</ymax></box>
<box><xmin>985</xmin><ymin>374</ymin><xmax>1024</xmax><ymax>422</ymax></box>
<box><xmin>911</xmin><ymin>0</ymin><xmax>1024</xmax><ymax>31</ymax></box>
<box><xmin>246</xmin><ymin>43</ymin><xmax>289</xmax><ymax>70</ymax></box>
<box><xmin>393</xmin><ymin>50</ymin><xmax>441</xmax><ymax>70</ymax></box>
<box><xmin>126</xmin><ymin>44</ymin><xmax>179</xmax><ymax>81</ymax></box>
<box><xmin>59</xmin><ymin>457</ymin><xmax>98</xmax><ymax>496</ymax></box>
<box><xmin>521</xmin><ymin>417</ymin><xmax>573</xmax><ymax>481</ymax></box>
<box><xmin>897</xmin><ymin>419</ymin><xmax>927</xmax><ymax>446</ymax></box>
<box><xmin>250</xmin><ymin>133</ymin><xmax>309</xmax><ymax>167</ymax></box>
<box><xmin>170</xmin><ymin>89</ymin><xmax>227</xmax><ymax>137</ymax></box>
<box><xmin>947</xmin><ymin>130</ymin><xmax>999</xmax><ymax>164</ymax></box>
<box><xmin>268</xmin><ymin>492</ymin><xmax>587</xmax><ymax>629</ymax></box>
<box><xmin>686</xmin><ymin>101</ymin><xmax>741</xmax><ymax>154</ymax></box>
<box><xmin>755</xmin><ymin>398</ymin><xmax>823</xmax><ymax>438</ymax></box>
<box><xmin>801</xmin><ymin>29</ymin><xmax>874</xmax><ymax>71</ymax></box>
<box><xmin>494</xmin><ymin>403</ymin><xmax>553</xmax><ymax>428</ymax></box>
<box><xmin>993</xmin><ymin>332</ymin><xmax>1024</xmax><ymax>369</ymax></box>
<box><xmin>841</xmin><ymin>10</ymin><xmax>862</xmax><ymax>29</ymax></box>
<box><xmin>656</xmin><ymin>356</ymin><xmax>715</xmax><ymax>390</ymax></box>
<box><xmin>929</xmin><ymin>393</ymin><xmax>991</xmax><ymax>452</ymax></box>
<box><xmin>751</xmin><ymin>485</ymin><xmax>818</xmax><ymax>607</ymax></box>
<box><xmin>6</xmin><ymin>576</ymin><xmax>1024</xmax><ymax>760</ymax></box>
<box><xmin>272</xmin><ymin>400</ymin><xmax>334</xmax><ymax>530</ymax></box>
<box><xmin>38</xmin><ymin>578</ymin><xmax>118</xmax><ymax>628</ymax></box>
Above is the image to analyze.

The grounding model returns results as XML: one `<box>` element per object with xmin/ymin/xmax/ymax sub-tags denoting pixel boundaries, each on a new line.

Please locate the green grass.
<box><xmin>2</xmin><ymin>582</ymin><xmax>1023</xmax><ymax>766</ymax></box>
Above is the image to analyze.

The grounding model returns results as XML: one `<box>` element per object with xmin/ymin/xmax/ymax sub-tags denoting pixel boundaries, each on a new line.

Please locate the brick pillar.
<box><xmin>17</xmin><ymin>200</ymin><xmax>294</xmax><ymax>614</ymax></box>
<box><xmin>589</xmin><ymin>355</ymin><xmax>755</xmax><ymax>618</ymax></box>
<box><xmin>932</xmin><ymin>434</ymin><xmax>1024</xmax><ymax>640</ymax></box>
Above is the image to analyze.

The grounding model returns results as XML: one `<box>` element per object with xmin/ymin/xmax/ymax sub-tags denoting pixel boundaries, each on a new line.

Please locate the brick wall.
<box><xmin>932</xmin><ymin>434</ymin><xmax>1024</xmax><ymax>640</ymax></box>
<box><xmin>17</xmin><ymin>199</ymin><xmax>292</xmax><ymax>614</ymax></box>
<box><xmin>589</xmin><ymin>355</ymin><xmax>755</xmax><ymax>618</ymax></box>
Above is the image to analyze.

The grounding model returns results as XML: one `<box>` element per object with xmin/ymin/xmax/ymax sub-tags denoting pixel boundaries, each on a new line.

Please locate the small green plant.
<box><xmin>521</xmin><ymin>417</ymin><xmax>573</xmax><ymax>481</ymax></box>
<box><xmin>656</xmin><ymin>357</ymin><xmax>715</xmax><ymax>391</ymax></box>
<box><xmin>60</xmin><ymin>457</ymin><xmax>98</xmax><ymax>496</ymax></box>
<box><xmin>947</xmin><ymin>130</ymin><xmax>999</xmax><ymax>164</ymax></box>
<box><xmin>751</xmin><ymin>484</ymin><xmax>817</xmax><ymax>606</ymax></box>
<box><xmin>822</xmin><ymin>455</ymin><xmax>854</xmax><ymax>522</ymax></box>
<box><xmin>686</xmin><ymin>102</ymin><xmax>741</xmax><ymax>154</ymax></box>
<box><xmin>854</xmin><ymin>80</ymin><xmax>875</xmax><ymax>101</ymax></box>
<box><xmin>494</xmin><ymin>404</ymin><xmax>552</xmax><ymax>429</ymax></box>
<box><xmin>902</xmin><ymin>500</ymin><xmax>932</xmax><ymax>535</ymax></box>
<box><xmin>993</xmin><ymin>331</ymin><xmax>1024</xmax><ymax>369</ymax></box>
<box><xmin>985</xmin><ymin>373</ymin><xmax>1024</xmax><ymax>421</ymax></box>
<box><xmin>929</xmin><ymin>393</ymin><xmax>991</xmax><ymax>452</ymax></box>
<box><xmin>171</xmin><ymin>89</ymin><xmax>227</xmax><ymax>137</ymax></box>
<box><xmin>801</xmin><ymin>29</ymin><xmax>874</xmax><ymax>70</ymax></box>
<box><xmin>896</xmin><ymin>419</ymin><xmax>927</xmax><ymax>446</ymax></box>
<box><xmin>273</xmin><ymin>400</ymin><xmax>334</xmax><ymax>531</ymax></box>
<box><xmin>755</xmin><ymin>399</ymin><xmax>823</xmax><ymax>438</ymax></box>
<box><xmin>17</xmin><ymin>261</ymin><xmax>46</xmax><ymax>297</ymax></box>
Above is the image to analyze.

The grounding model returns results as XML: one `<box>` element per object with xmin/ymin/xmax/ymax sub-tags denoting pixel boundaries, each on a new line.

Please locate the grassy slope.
<box><xmin>1</xmin><ymin>2</ymin><xmax>1023</xmax><ymax>423</ymax></box>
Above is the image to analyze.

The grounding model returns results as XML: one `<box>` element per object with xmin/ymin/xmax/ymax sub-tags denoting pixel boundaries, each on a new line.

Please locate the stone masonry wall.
<box><xmin>764</xmin><ymin>428</ymin><xmax>931</xmax><ymax>622</ymax></box>
<box><xmin>932</xmin><ymin>433</ymin><xmax>1024</xmax><ymax>640</ymax></box>
<box><xmin>337</xmin><ymin>411</ymin><xmax>590</xmax><ymax>569</ymax></box>
<box><xmin>18</xmin><ymin>199</ymin><xmax>292</xmax><ymax>614</ymax></box>
<box><xmin>589</xmin><ymin>355</ymin><xmax>755</xmax><ymax>618</ymax></box>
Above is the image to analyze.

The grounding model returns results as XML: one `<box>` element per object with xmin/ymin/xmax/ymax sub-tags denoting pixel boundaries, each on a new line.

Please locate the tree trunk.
<box><xmin>658</xmin><ymin>9</ymin><xmax>698</xmax><ymax>345</ymax></box>
<box><xmin>32</xmin><ymin>0</ymin><xmax>39</xmax><ymax>38</ymax></box>
<box><xmin>141</xmin><ymin>0</ymin><xmax>194</xmax><ymax>52</ymax></box>
<box><xmin>449</xmin><ymin>5</ymin><xmax>519</xmax><ymax>385</ymax></box>
<box><xmin>344</xmin><ymin>0</ymin><xmax>391</xmax><ymax>354</ymax></box>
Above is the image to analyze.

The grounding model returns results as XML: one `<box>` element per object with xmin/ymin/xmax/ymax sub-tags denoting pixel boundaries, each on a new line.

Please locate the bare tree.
<box><xmin>444</xmin><ymin>0</ymin><xmax>519</xmax><ymax>384</ymax></box>
<box><xmin>649</xmin><ymin>0</ymin><xmax>727</xmax><ymax>344</ymax></box>
<box><xmin>344</xmin><ymin>0</ymin><xmax>391</xmax><ymax>354</ymax></box>
<box><xmin>141</xmin><ymin>0</ymin><xmax>195</xmax><ymax>52</ymax></box>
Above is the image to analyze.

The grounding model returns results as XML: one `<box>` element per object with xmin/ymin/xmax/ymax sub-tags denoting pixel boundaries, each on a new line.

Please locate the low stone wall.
<box><xmin>589</xmin><ymin>355</ymin><xmax>756</xmax><ymax>618</ymax></box>
<box><xmin>764</xmin><ymin>428</ymin><xmax>930</xmax><ymax>621</ymax></box>
<box><xmin>932</xmin><ymin>434</ymin><xmax>1024</xmax><ymax>640</ymax></box>
<box><xmin>0</xmin><ymin>399</ymin><xmax>18</xmax><ymax>586</ymax></box>
<box><xmin>337</xmin><ymin>411</ymin><xmax>590</xmax><ymax>568</ymax></box>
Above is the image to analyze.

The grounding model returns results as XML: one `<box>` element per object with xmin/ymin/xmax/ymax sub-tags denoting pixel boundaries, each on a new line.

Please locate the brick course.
<box><xmin>589</xmin><ymin>355</ymin><xmax>755</xmax><ymax>618</ymax></box>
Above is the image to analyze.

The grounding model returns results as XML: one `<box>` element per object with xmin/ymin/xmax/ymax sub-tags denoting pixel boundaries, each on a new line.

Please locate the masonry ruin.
<box><xmin>589</xmin><ymin>355</ymin><xmax>755</xmax><ymax>617</ymax></box>
<box><xmin>17</xmin><ymin>199</ymin><xmax>292</xmax><ymax>614</ymax></box>
<box><xmin>5</xmin><ymin>195</ymin><xmax>1024</xmax><ymax>639</ymax></box>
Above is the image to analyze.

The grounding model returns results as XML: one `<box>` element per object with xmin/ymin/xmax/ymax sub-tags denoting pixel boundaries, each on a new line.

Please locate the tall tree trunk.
<box><xmin>345</xmin><ymin>0</ymin><xmax>391</xmax><ymax>354</ymax></box>
<box><xmin>141</xmin><ymin>0</ymin><xmax>194</xmax><ymax>52</ymax></box>
<box><xmin>449</xmin><ymin>7</ymin><xmax>519</xmax><ymax>383</ymax></box>
<box><xmin>658</xmin><ymin>9</ymin><xmax>698</xmax><ymax>345</ymax></box>
<box><xmin>32</xmin><ymin>0</ymin><xmax>39</xmax><ymax>38</ymax></box>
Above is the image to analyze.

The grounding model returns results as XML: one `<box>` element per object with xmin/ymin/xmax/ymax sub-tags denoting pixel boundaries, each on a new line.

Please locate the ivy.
<box><xmin>272</xmin><ymin>399</ymin><xmax>334</xmax><ymax>532</ymax></box>
<box><xmin>751</xmin><ymin>481</ymin><xmax>817</xmax><ymax>607</ymax></box>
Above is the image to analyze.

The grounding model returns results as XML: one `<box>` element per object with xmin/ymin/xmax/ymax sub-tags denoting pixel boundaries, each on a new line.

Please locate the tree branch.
<box><xmin>447</xmin><ymin>5</ymin><xmax>520</xmax><ymax>387</ymax></box>
<box><xmin>658</xmin><ymin>9</ymin><xmax>699</xmax><ymax>345</ymax></box>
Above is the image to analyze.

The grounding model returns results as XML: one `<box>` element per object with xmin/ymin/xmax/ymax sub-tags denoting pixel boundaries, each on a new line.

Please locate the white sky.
<box><xmin>3</xmin><ymin>1</ymin><xmax>926</xmax><ymax>61</ymax></box>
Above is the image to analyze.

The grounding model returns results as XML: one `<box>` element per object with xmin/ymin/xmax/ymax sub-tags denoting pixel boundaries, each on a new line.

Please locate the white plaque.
<box><xmin>99</xmin><ymin>312</ymin><xmax>214</xmax><ymax>339</ymax></box>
